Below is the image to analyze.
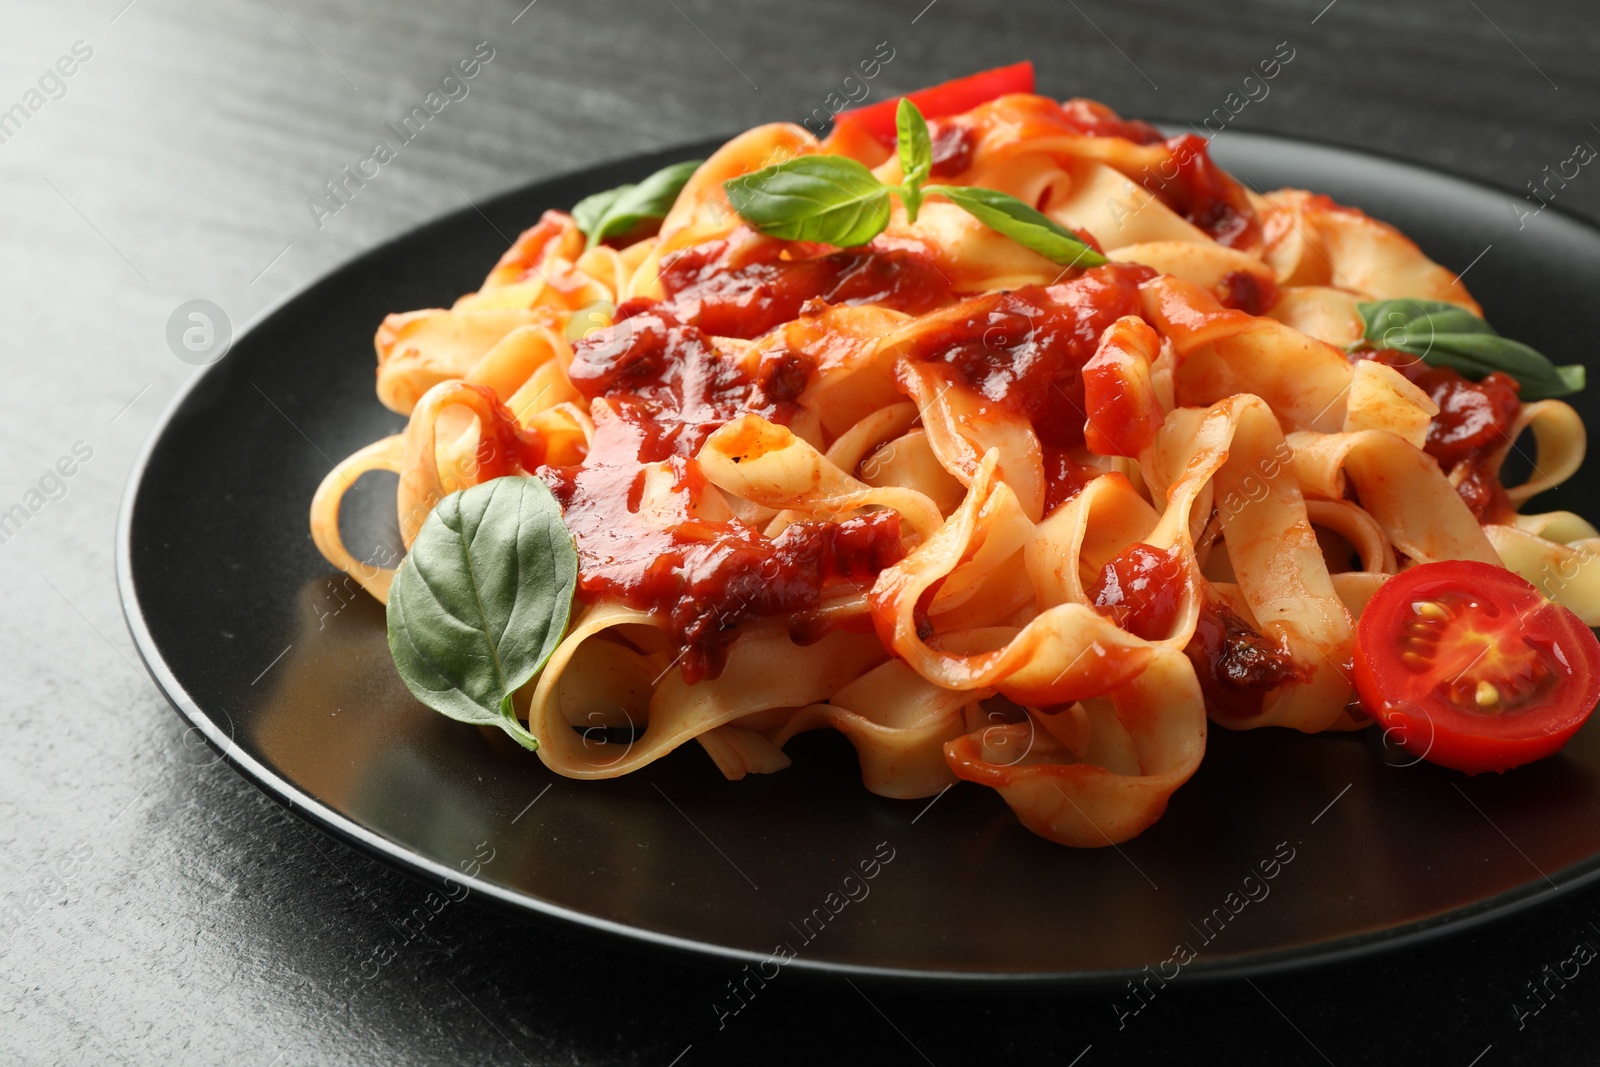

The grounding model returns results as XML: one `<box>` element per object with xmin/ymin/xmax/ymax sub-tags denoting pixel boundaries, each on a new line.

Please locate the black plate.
<box><xmin>119</xmin><ymin>130</ymin><xmax>1600</xmax><ymax>986</ymax></box>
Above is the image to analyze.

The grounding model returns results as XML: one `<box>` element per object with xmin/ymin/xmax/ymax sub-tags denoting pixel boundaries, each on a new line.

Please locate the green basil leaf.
<box><xmin>924</xmin><ymin>184</ymin><xmax>1109</xmax><ymax>269</ymax></box>
<box><xmin>572</xmin><ymin>159</ymin><xmax>701</xmax><ymax>250</ymax></box>
<box><xmin>386</xmin><ymin>476</ymin><xmax>578</xmax><ymax>751</ymax></box>
<box><xmin>1358</xmin><ymin>298</ymin><xmax>1493</xmax><ymax>346</ymax></box>
<box><xmin>570</xmin><ymin>188</ymin><xmax>624</xmax><ymax>246</ymax></box>
<box><xmin>723</xmin><ymin>155</ymin><xmax>893</xmax><ymax>246</ymax></box>
<box><xmin>896</xmin><ymin>98</ymin><xmax>932</xmax><ymax>223</ymax></box>
<box><xmin>1355</xmin><ymin>298</ymin><xmax>1585</xmax><ymax>400</ymax></box>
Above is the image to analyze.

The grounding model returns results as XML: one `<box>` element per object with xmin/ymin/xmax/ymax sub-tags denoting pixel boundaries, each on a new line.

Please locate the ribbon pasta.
<box><xmin>311</xmin><ymin>92</ymin><xmax>1594</xmax><ymax>847</ymax></box>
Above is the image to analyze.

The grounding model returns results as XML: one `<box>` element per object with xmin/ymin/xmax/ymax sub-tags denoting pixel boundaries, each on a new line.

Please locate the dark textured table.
<box><xmin>5</xmin><ymin>0</ymin><xmax>1600</xmax><ymax>1062</ymax></box>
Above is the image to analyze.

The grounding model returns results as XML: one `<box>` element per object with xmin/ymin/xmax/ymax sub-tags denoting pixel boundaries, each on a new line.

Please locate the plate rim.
<box><xmin>116</xmin><ymin>127</ymin><xmax>1600</xmax><ymax>988</ymax></box>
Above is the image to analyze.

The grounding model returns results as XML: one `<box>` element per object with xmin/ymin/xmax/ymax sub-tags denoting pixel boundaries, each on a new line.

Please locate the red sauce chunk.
<box><xmin>1150</xmin><ymin>134</ymin><xmax>1260</xmax><ymax>248</ymax></box>
<box><xmin>566</xmin><ymin>305</ymin><xmax>755</xmax><ymax>460</ymax></box>
<box><xmin>895</xmin><ymin>263</ymin><xmax>1154</xmax><ymax>449</ymax></box>
<box><xmin>1184</xmin><ymin>598</ymin><xmax>1304</xmax><ymax>720</ymax></box>
<box><xmin>1057</xmin><ymin>98</ymin><xmax>1166</xmax><ymax>145</ymax></box>
<box><xmin>546</xmin><ymin>306</ymin><xmax>905</xmax><ymax>682</ymax></box>
<box><xmin>927</xmin><ymin>120</ymin><xmax>977</xmax><ymax>177</ymax></box>
<box><xmin>1042</xmin><ymin>447</ymin><xmax>1098</xmax><ymax>513</ymax></box>
<box><xmin>657</xmin><ymin>232</ymin><xmax>951</xmax><ymax>339</ymax></box>
<box><xmin>1081</xmin><ymin>339</ymin><xmax>1163</xmax><ymax>458</ymax></box>
<box><xmin>1088</xmin><ymin>543</ymin><xmax>1183</xmax><ymax>640</ymax></box>
<box><xmin>1425</xmin><ymin>368</ymin><xmax>1521</xmax><ymax>523</ymax></box>
<box><xmin>1216</xmin><ymin>269</ymin><xmax>1277</xmax><ymax>315</ymax></box>
<box><xmin>1356</xmin><ymin>350</ymin><xmax>1521</xmax><ymax>522</ymax></box>
<box><xmin>465</xmin><ymin>383</ymin><xmax>547</xmax><ymax>479</ymax></box>
<box><xmin>1421</xmin><ymin>369</ymin><xmax>1522</xmax><ymax>466</ymax></box>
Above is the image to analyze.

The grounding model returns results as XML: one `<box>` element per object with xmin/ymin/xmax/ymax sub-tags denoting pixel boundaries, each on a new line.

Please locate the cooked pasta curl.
<box><xmin>312</xmin><ymin>92</ymin><xmax>1593</xmax><ymax>845</ymax></box>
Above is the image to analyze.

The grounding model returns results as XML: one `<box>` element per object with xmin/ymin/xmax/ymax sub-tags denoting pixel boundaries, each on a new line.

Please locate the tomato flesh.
<box><xmin>1088</xmin><ymin>543</ymin><xmax>1184</xmax><ymax>641</ymax></box>
<box><xmin>831</xmin><ymin>62</ymin><xmax>1035</xmax><ymax>144</ymax></box>
<box><xmin>1353</xmin><ymin>560</ymin><xmax>1600</xmax><ymax>774</ymax></box>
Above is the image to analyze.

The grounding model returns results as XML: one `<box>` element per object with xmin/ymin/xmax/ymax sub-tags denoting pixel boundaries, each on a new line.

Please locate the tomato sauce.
<box><xmin>566</xmin><ymin>305</ymin><xmax>757</xmax><ymax>461</ymax></box>
<box><xmin>464</xmin><ymin>383</ymin><xmax>547</xmax><ymax>479</ymax></box>
<box><xmin>1357</xmin><ymin>351</ymin><xmax>1521</xmax><ymax>523</ymax></box>
<box><xmin>546</xmin><ymin>306</ymin><xmax>906</xmax><ymax>681</ymax></box>
<box><xmin>1153</xmin><ymin>134</ymin><xmax>1260</xmax><ymax>248</ymax></box>
<box><xmin>1042</xmin><ymin>447</ymin><xmax>1098</xmax><ymax>513</ymax></box>
<box><xmin>1088</xmin><ymin>543</ymin><xmax>1184</xmax><ymax>640</ymax></box>
<box><xmin>894</xmin><ymin>263</ymin><xmax>1154</xmax><ymax>449</ymax></box>
<box><xmin>1184</xmin><ymin>598</ymin><xmax>1304</xmax><ymax>720</ymax></box>
<box><xmin>657</xmin><ymin>232</ymin><xmax>951</xmax><ymax>339</ymax></box>
<box><xmin>1081</xmin><ymin>337</ymin><xmax>1164</xmax><ymax>459</ymax></box>
<box><xmin>926</xmin><ymin>120</ymin><xmax>977</xmax><ymax>177</ymax></box>
<box><xmin>1057</xmin><ymin>98</ymin><xmax>1166</xmax><ymax>145</ymax></box>
<box><xmin>1216</xmin><ymin>269</ymin><xmax>1276</xmax><ymax>315</ymax></box>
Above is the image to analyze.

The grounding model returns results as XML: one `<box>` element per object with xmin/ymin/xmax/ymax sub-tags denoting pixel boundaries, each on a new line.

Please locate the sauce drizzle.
<box><xmin>546</xmin><ymin>306</ymin><xmax>905</xmax><ymax>681</ymax></box>
<box><xmin>895</xmin><ymin>263</ymin><xmax>1154</xmax><ymax>449</ymax></box>
<box><xmin>657</xmin><ymin>231</ymin><xmax>950</xmax><ymax>339</ymax></box>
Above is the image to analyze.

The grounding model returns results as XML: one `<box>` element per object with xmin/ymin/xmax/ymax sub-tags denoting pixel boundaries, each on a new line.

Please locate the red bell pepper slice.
<box><xmin>832</xmin><ymin>62</ymin><xmax>1035</xmax><ymax>144</ymax></box>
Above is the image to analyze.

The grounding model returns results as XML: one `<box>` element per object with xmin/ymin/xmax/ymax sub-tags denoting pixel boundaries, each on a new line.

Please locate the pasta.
<box><xmin>310</xmin><ymin>83</ymin><xmax>1599</xmax><ymax>847</ymax></box>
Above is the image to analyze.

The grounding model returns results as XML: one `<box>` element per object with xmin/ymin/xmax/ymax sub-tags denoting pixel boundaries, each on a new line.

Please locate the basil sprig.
<box><xmin>386</xmin><ymin>476</ymin><xmax>578</xmax><ymax>751</ymax></box>
<box><xmin>724</xmin><ymin>99</ymin><xmax>1107</xmax><ymax>269</ymax></box>
<box><xmin>1354</xmin><ymin>298</ymin><xmax>1584</xmax><ymax>400</ymax></box>
<box><xmin>572</xmin><ymin>159</ymin><xmax>701</xmax><ymax>250</ymax></box>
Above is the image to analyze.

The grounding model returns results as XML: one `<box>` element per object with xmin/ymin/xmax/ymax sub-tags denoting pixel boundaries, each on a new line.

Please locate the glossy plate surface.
<box><xmin>119</xmin><ymin>131</ymin><xmax>1600</xmax><ymax>985</ymax></box>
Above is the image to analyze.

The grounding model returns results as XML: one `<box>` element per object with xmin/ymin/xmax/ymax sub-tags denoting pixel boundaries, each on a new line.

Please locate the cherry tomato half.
<box><xmin>1353</xmin><ymin>560</ymin><xmax>1600</xmax><ymax>774</ymax></box>
<box><xmin>830</xmin><ymin>62</ymin><xmax>1035</xmax><ymax>145</ymax></box>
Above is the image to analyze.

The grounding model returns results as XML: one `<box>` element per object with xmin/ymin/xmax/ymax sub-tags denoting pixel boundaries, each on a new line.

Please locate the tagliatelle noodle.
<box><xmin>309</xmin><ymin>90</ymin><xmax>1596</xmax><ymax>847</ymax></box>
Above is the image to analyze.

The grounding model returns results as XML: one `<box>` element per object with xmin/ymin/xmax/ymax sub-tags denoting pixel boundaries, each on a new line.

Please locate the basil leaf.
<box><xmin>719</xmin><ymin>141</ymin><xmax>1108</xmax><ymax>268</ymax></box>
<box><xmin>570</xmin><ymin>189</ymin><xmax>623</xmax><ymax>246</ymax></box>
<box><xmin>572</xmin><ymin>159</ymin><xmax>701</xmax><ymax>250</ymax></box>
<box><xmin>1358</xmin><ymin>298</ymin><xmax>1494</xmax><ymax>346</ymax></box>
<box><xmin>1356</xmin><ymin>298</ymin><xmax>1585</xmax><ymax>400</ymax></box>
<box><xmin>924</xmin><ymin>184</ymin><xmax>1109</xmax><ymax>268</ymax></box>
<box><xmin>723</xmin><ymin>155</ymin><xmax>893</xmax><ymax>246</ymax></box>
<box><xmin>386</xmin><ymin>476</ymin><xmax>578</xmax><ymax>751</ymax></box>
<box><xmin>896</xmin><ymin>98</ymin><xmax>932</xmax><ymax>223</ymax></box>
